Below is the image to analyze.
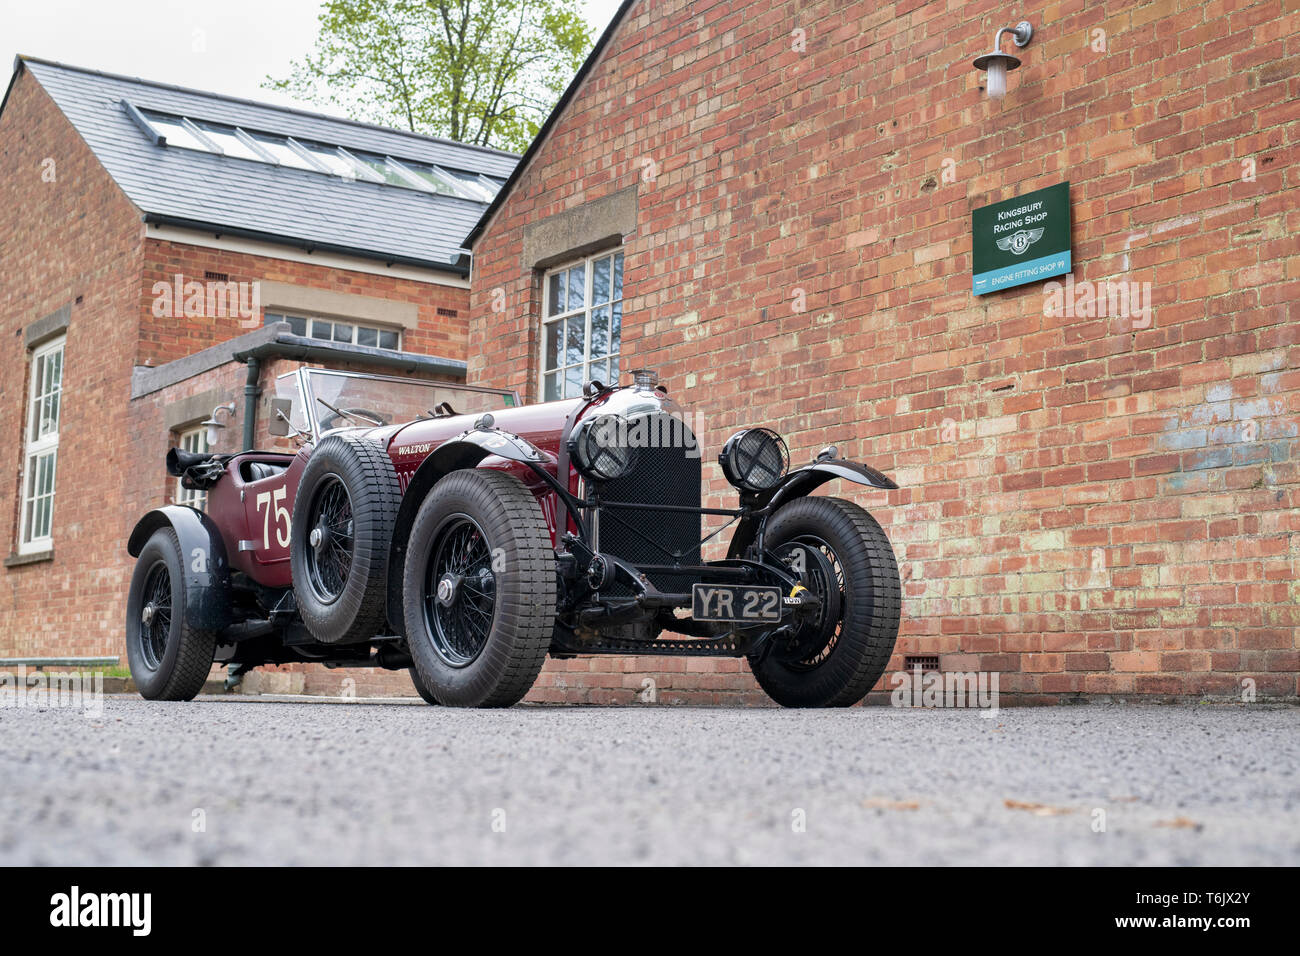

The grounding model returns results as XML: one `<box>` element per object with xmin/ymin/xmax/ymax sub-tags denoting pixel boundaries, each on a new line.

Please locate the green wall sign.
<box><xmin>972</xmin><ymin>181</ymin><xmax>1071</xmax><ymax>295</ymax></box>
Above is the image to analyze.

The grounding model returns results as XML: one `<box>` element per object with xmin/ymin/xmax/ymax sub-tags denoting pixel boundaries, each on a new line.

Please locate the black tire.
<box><xmin>748</xmin><ymin>496</ymin><xmax>900</xmax><ymax>707</ymax></box>
<box><xmin>404</xmin><ymin>468</ymin><xmax>556</xmax><ymax>707</ymax></box>
<box><xmin>125</xmin><ymin>527</ymin><xmax>218</xmax><ymax>701</ymax></box>
<box><xmin>408</xmin><ymin>665</ymin><xmax>440</xmax><ymax>705</ymax></box>
<box><xmin>291</xmin><ymin>433</ymin><xmax>400</xmax><ymax>644</ymax></box>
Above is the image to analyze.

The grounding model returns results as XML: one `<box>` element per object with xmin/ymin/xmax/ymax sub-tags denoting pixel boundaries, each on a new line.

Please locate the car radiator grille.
<box><xmin>595</xmin><ymin>414</ymin><xmax>701</xmax><ymax>595</ymax></box>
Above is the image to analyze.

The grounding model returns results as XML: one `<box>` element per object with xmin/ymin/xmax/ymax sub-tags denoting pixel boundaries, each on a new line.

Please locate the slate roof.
<box><xmin>9</xmin><ymin>56</ymin><xmax>519</xmax><ymax>273</ymax></box>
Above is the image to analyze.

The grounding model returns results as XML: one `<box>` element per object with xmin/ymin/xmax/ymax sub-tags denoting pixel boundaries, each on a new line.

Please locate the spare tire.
<box><xmin>291</xmin><ymin>433</ymin><xmax>400</xmax><ymax>644</ymax></box>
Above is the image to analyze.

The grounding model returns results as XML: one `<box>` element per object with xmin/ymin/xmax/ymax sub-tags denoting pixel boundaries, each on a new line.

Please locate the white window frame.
<box><xmin>175</xmin><ymin>426</ymin><xmax>210</xmax><ymax>511</ymax></box>
<box><xmin>264</xmin><ymin>311</ymin><xmax>402</xmax><ymax>351</ymax></box>
<box><xmin>540</xmin><ymin>250</ymin><xmax>624</xmax><ymax>401</ymax></box>
<box><xmin>18</xmin><ymin>336</ymin><xmax>64</xmax><ymax>554</ymax></box>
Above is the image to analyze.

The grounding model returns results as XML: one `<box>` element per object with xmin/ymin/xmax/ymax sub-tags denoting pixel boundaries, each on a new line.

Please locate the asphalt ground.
<box><xmin>1</xmin><ymin>696</ymin><xmax>1295</xmax><ymax>865</ymax></box>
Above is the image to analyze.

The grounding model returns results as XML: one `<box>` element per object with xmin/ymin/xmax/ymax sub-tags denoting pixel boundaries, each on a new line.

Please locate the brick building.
<box><xmin>466</xmin><ymin>0</ymin><xmax>1299</xmax><ymax>703</ymax></box>
<box><xmin>4</xmin><ymin>0</ymin><xmax>1297</xmax><ymax>706</ymax></box>
<box><xmin>0</xmin><ymin>56</ymin><xmax>516</xmax><ymax>692</ymax></box>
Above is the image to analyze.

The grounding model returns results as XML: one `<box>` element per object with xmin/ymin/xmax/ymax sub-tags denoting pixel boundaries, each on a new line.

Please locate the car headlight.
<box><xmin>719</xmin><ymin>427</ymin><xmax>789</xmax><ymax>493</ymax></box>
<box><xmin>568</xmin><ymin>414</ymin><xmax>638</xmax><ymax>482</ymax></box>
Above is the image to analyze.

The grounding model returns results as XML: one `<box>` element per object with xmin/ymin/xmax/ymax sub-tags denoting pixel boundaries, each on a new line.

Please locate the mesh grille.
<box><xmin>596</xmin><ymin>413</ymin><xmax>701</xmax><ymax>593</ymax></box>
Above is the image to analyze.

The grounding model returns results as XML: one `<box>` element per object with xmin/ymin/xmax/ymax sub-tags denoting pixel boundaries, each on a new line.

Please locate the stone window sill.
<box><xmin>4</xmin><ymin>549</ymin><xmax>53</xmax><ymax>568</ymax></box>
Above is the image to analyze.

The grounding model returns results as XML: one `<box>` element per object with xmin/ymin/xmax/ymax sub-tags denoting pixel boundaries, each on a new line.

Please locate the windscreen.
<box><xmin>284</xmin><ymin>369</ymin><xmax>516</xmax><ymax>435</ymax></box>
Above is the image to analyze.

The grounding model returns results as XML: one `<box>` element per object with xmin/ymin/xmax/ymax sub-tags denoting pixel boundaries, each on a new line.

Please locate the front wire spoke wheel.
<box><xmin>425</xmin><ymin>516</ymin><xmax>497</xmax><ymax>667</ymax></box>
<box><xmin>776</xmin><ymin>537</ymin><xmax>844</xmax><ymax>670</ymax></box>
<box><xmin>402</xmin><ymin>469</ymin><xmax>557</xmax><ymax>708</ymax></box>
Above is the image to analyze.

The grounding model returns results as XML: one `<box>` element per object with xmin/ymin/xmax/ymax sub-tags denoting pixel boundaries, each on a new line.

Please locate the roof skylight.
<box><xmin>132</xmin><ymin>105</ymin><xmax>502</xmax><ymax>203</ymax></box>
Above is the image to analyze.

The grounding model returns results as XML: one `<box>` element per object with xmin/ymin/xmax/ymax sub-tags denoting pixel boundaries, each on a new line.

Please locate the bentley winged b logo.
<box><xmin>996</xmin><ymin>227</ymin><xmax>1045</xmax><ymax>255</ymax></box>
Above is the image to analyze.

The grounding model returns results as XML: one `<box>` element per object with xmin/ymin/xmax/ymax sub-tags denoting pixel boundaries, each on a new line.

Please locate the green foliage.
<box><xmin>266</xmin><ymin>0</ymin><xmax>594</xmax><ymax>153</ymax></box>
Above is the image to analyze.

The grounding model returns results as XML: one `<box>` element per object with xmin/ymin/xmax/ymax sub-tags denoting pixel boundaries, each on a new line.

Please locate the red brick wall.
<box><xmin>137</xmin><ymin>240</ymin><xmax>469</xmax><ymax>367</ymax></box>
<box><xmin>469</xmin><ymin>0</ymin><xmax>1300</xmax><ymax>702</ymax></box>
<box><xmin>0</xmin><ymin>67</ymin><xmax>147</xmax><ymax>658</ymax></box>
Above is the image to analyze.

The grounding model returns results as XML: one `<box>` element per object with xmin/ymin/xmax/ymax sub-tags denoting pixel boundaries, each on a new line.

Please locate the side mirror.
<box><xmin>268</xmin><ymin>397</ymin><xmax>294</xmax><ymax>436</ymax></box>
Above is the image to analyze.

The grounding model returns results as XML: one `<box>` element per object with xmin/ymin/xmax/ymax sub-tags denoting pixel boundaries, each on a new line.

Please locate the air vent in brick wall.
<box><xmin>437</xmin><ymin>307</ymin><xmax>459</xmax><ymax>318</ymax></box>
<box><xmin>904</xmin><ymin>655</ymin><xmax>940</xmax><ymax>673</ymax></box>
<box><xmin>204</xmin><ymin>271</ymin><xmax>230</xmax><ymax>282</ymax></box>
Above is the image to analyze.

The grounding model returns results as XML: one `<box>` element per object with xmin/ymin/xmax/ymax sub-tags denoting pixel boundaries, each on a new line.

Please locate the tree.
<box><xmin>265</xmin><ymin>0</ymin><xmax>593</xmax><ymax>153</ymax></box>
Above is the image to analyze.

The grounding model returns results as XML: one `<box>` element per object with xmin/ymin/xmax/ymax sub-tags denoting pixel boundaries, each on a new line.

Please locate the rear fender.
<box><xmin>127</xmin><ymin>505</ymin><xmax>233</xmax><ymax>630</ymax></box>
<box><xmin>385</xmin><ymin>431</ymin><xmax>554</xmax><ymax>636</ymax></box>
<box><xmin>726</xmin><ymin>460</ymin><xmax>899</xmax><ymax>558</ymax></box>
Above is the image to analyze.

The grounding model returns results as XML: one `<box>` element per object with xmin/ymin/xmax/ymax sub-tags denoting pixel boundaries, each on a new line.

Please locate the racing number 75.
<box><xmin>256</xmin><ymin>486</ymin><xmax>291</xmax><ymax>549</ymax></box>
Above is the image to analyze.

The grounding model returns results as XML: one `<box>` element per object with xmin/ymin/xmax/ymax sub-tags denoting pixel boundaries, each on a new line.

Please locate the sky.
<box><xmin>0</xmin><ymin>0</ymin><xmax>624</xmax><ymax>115</ymax></box>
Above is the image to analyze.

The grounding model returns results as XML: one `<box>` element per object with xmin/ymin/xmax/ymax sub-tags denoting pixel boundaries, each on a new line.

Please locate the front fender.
<box><xmin>450</xmin><ymin>425</ymin><xmax>552</xmax><ymax>465</ymax></box>
<box><xmin>127</xmin><ymin>505</ymin><xmax>233</xmax><ymax>630</ymax></box>
<box><xmin>766</xmin><ymin>460</ymin><xmax>898</xmax><ymax>511</ymax></box>
<box><xmin>726</xmin><ymin>459</ymin><xmax>899</xmax><ymax>558</ymax></box>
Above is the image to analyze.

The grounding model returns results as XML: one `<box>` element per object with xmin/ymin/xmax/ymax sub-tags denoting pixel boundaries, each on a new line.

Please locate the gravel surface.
<box><xmin>1</xmin><ymin>696</ymin><xmax>1296</xmax><ymax>865</ymax></box>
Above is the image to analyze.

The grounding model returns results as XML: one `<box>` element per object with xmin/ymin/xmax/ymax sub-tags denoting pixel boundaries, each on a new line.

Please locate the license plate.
<box><xmin>692</xmin><ymin>584</ymin><xmax>782</xmax><ymax>623</ymax></box>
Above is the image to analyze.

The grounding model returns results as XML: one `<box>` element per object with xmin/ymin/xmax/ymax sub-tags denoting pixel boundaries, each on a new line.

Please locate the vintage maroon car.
<box><xmin>125</xmin><ymin>367</ymin><xmax>900</xmax><ymax>707</ymax></box>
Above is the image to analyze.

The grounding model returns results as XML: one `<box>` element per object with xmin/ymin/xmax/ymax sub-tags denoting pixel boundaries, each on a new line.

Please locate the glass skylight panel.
<box><xmin>354</xmin><ymin>156</ymin><xmax>412</xmax><ymax>187</ymax></box>
<box><xmin>142</xmin><ymin>112</ymin><xmax>210</xmax><ymax>152</ymax></box>
<box><xmin>135</xmin><ymin>109</ymin><xmax>500</xmax><ymax>201</ymax></box>
<box><xmin>180</xmin><ymin>119</ymin><xmax>222</xmax><ymax>152</ymax></box>
<box><xmin>408</xmin><ymin>166</ymin><xmax>464</xmax><ymax>197</ymax></box>
<box><xmin>193</xmin><ymin>122</ymin><xmax>263</xmax><ymax>161</ymax></box>
<box><xmin>245</xmin><ymin>132</ymin><xmax>318</xmax><ymax>171</ymax></box>
<box><xmin>336</xmin><ymin>147</ymin><xmax>386</xmax><ymax>183</ymax></box>
<box><xmin>395</xmin><ymin>161</ymin><xmax>496</xmax><ymax>200</ymax></box>
<box><xmin>288</xmin><ymin>139</ymin><xmax>336</xmax><ymax>173</ymax></box>
<box><xmin>443</xmin><ymin>169</ymin><xmax>496</xmax><ymax>201</ymax></box>
<box><xmin>307</xmin><ymin>147</ymin><xmax>358</xmax><ymax>178</ymax></box>
<box><xmin>383</xmin><ymin>157</ymin><xmax>442</xmax><ymax>193</ymax></box>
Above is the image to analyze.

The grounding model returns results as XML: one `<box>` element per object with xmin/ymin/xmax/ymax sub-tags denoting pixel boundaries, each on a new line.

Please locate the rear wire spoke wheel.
<box><xmin>748</xmin><ymin>497</ymin><xmax>900</xmax><ymax>707</ymax></box>
<box><xmin>404</xmin><ymin>469</ymin><xmax>556</xmax><ymax>708</ymax></box>
<box><xmin>140</xmin><ymin>560</ymin><xmax>173</xmax><ymax>670</ymax></box>
<box><xmin>124</xmin><ymin>527</ymin><xmax>218</xmax><ymax>701</ymax></box>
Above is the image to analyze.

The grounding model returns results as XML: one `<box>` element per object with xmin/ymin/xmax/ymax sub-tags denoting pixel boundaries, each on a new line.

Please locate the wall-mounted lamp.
<box><xmin>200</xmin><ymin>402</ymin><xmax>237</xmax><ymax>448</ymax></box>
<box><xmin>973</xmin><ymin>21</ymin><xmax>1033</xmax><ymax>100</ymax></box>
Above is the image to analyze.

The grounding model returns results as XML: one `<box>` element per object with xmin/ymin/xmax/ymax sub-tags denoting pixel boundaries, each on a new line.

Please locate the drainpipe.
<box><xmin>242</xmin><ymin>356</ymin><xmax>261</xmax><ymax>451</ymax></box>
